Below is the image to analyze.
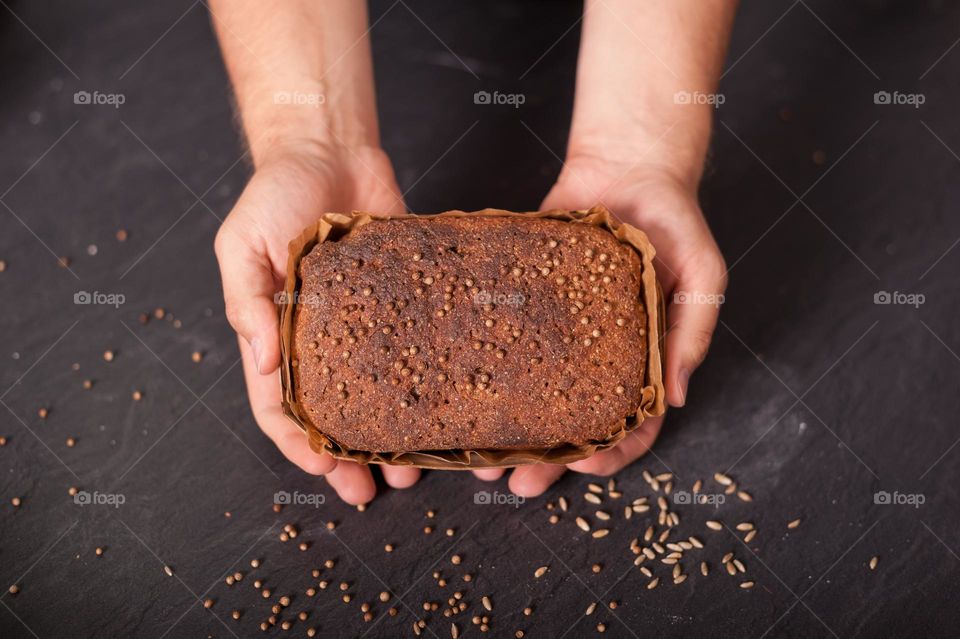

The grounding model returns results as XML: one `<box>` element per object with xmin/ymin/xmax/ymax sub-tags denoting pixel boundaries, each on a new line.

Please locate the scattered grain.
<box><xmin>714</xmin><ymin>472</ymin><xmax>733</xmax><ymax>486</ymax></box>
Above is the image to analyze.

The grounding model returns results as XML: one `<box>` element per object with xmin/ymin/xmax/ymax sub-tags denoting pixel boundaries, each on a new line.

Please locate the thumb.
<box><xmin>664</xmin><ymin>269</ymin><xmax>725</xmax><ymax>407</ymax></box>
<box><xmin>540</xmin><ymin>182</ymin><xmax>594</xmax><ymax>213</ymax></box>
<box><xmin>214</xmin><ymin>225</ymin><xmax>281</xmax><ymax>375</ymax></box>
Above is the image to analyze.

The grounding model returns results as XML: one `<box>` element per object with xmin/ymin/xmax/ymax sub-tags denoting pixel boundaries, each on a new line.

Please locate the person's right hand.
<box><xmin>214</xmin><ymin>141</ymin><xmax>422</xmax><ymax>504</ymax></box>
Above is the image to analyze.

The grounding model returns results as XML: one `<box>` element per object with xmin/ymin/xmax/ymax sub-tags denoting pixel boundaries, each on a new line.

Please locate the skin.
<box><xmin>210</xmin><ymin>0</ymin><xmax>736</xmax><ymax>504</ymax></box>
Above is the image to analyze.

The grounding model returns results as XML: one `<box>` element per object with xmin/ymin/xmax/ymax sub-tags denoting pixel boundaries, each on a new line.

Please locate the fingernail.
<box><xmin>677</xmin><ymin>369</ymin><xmax>689</xmax><ymax>406</ymax></box>
<box><xmin>251</xmin><ymin>337</ymin><xmax>263</xmax><ymax>374</ymax></box>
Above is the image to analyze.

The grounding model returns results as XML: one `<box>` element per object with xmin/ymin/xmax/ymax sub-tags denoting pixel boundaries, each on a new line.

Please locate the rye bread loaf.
<box><xmin>291</xmin><ymin>215</ymin><xmax>649</xmax><ymax>453</ymax></box>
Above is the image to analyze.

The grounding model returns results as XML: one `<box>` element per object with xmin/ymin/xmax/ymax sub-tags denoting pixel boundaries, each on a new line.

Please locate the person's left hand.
<box><xmin>472</xmin><ymin>155</ymin><xmax>727</xmax><ymax>494</ymax></box>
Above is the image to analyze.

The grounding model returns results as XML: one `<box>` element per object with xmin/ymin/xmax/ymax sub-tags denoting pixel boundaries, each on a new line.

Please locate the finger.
<box><xmin>665</xmin><ymin>266</ymin><xmax>726</xmax><ymax>407</ymax></box>
<box><xmin>568</xmin><ymin>416</ymin><xmax>664</xmax><ymax>476</ymax></box>
<box><xmin>214</xmin><ymin>220</ymin><xmax>281</xmax><ymax>376</ymax></box>
<box><xmin>539</xmin><ymin>183</ymin><xmax>593</xmax><ymax>213</ymax></box>
<box><xmin>472</xmin><ymin>468</ymin><xmax>505</xmax><ymax>481</ymax></box>
<box><xmin>382</xmin><ymin>465</ymin><xmax>421</xmax><ymax>489</ymax></box>
<box><xmin>325</xmin><ymin>461</ymin><xmax>377</xmax><ymax>505</ymax></box>
<box><xmin>508</xmin><ymin>464</ymin><xmax>567</xmax><ymax>497</ymax></box>
<box><xmin>240</xmin><ymin>337</ymin><xmax>337</xmax><ymax>476</ymax></box>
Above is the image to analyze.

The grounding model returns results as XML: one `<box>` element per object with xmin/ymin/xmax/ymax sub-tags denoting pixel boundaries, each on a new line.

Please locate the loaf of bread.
<box><xmin>290</xmin><ymin>214</ymin><xmax>651</xmax><ymax>453</ymax></box>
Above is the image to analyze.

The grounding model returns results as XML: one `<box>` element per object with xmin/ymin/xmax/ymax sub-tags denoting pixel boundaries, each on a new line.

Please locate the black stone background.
<box><xmin>1</xmin><ymin>1</ymin><xmax>959</xmax><ymax>637</ymax></box>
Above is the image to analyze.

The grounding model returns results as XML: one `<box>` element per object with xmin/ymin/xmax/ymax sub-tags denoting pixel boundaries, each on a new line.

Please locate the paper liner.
<box><xmin>279</xmin><ymin>205</ymin><xmax>665</xmax><ymax>469</ymax></box>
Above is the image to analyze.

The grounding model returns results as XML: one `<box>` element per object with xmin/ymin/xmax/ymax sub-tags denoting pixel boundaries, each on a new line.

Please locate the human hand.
<box><xmin>214</xmin><ymin>142</ymin><xmax>422</xmax><ymax>504</ymax></box>
<box><xmin>473</xmin><ymin>156</ymin><xmax>727</xmax><ymax>494</ymax></box>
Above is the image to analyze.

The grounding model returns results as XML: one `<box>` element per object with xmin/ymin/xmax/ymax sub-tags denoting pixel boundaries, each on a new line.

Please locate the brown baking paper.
<box><xmin>279</xmin><ymin>205</ymin><xmax>665</xmax><ymax>470</ymax></box>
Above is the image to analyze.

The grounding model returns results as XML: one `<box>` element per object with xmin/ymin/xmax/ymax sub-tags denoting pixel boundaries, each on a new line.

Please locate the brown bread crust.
<box><xmin>291</xmin><ymin>216</ymin><xmax>647</xmax><ymax>452</ymax></box>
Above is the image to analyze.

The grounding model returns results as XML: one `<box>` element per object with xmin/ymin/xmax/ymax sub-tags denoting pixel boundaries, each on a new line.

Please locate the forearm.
<box><xmin>569</xmin><ymin>0</ymin><xmax>738</xmax><ymax>186</ymax></box>
<box><xmin>208</xmin><ymin>0</ymin><xmax>381</xmax><ymax>166</ymax></box>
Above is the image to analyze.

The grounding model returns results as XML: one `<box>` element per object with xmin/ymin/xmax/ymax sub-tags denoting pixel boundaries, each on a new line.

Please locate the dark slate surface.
<box><xmin>1</xmin><ymin>1</ymin><xmax>959</xmax><ymax>637</ymax></box>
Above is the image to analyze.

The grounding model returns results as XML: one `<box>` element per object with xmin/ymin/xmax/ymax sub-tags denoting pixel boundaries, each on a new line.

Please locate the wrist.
<box><xmin>563</xmin><ymin>126</ymin><xmax>708</xmax><ymax>195</ymax></box>
<box><xmin>237</xmin><ymin>80</ymin><xmax>381</xmax><ymax>169</ymax></box>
